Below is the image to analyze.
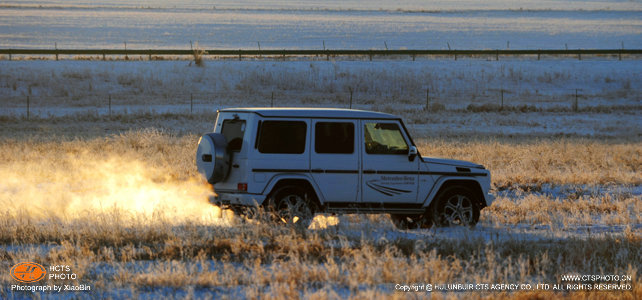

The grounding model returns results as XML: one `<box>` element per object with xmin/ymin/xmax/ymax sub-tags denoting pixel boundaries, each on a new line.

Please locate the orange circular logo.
<box><xmin>10</xmin><ymin>262</ymin><xmax>47</xmax><ymax>283</ymax></box>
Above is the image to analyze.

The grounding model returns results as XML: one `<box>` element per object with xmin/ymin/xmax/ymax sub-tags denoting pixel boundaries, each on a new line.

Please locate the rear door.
<box><xmin>310</xmin><ymin>120</ymin><xmax>359</xmax><ymax>203</ymax></box>
<box><xmin>360</xmin><ymin>120</ymin><xmax>419</xmax><ymax>204</ymax></box>
<box><xmin>213</xmin><ymin>113</ymin><xmax>250</xmax><ymax>192</ymax></box>
<box><xmin>249</xmin><ymin>119</ymin><xmax>310</xmax><ymax>193</ymax></box>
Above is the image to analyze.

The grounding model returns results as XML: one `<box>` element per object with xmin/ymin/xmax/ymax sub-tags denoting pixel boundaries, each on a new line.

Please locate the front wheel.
<box><xmin>431</xmin><ymin>186</ymin><xmax>480</xmax><ymax>227</ymax></box>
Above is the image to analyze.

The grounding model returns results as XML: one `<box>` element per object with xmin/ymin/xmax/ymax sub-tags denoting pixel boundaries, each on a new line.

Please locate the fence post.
<box><xmin>26</xmin><ymin>96</ymin><xmax>30</xmax><ymax>119</ymax></box>
<box><xmin>496</xmin><ymin>50</ymin><xmax>499</xmax><ymax>61</ymax></box>
<box><xmin>109</xmin><ymin>94</ymin><xmax>112</xmax><ymax>117</ymax></box>
<box><xmin>102</xmin><ymin>51</ymin><xmax>106</xmax><ymax>61</ymax></box>
<box><xmin>55</xmin><ymin>43</ymin><xmax>59</xmax><ymax>61</ymax></box>
<box><xmin>271</xmin><ymin>92</ymin><xmax>274</xmax><ymax>107</ymax></box>
<box><xmin>349</xmin><ymin>87</ymin><xmax>353</xmax><ymax>109</ymax></box>
<box><xmin>425</xmin><ymin>88</ymin><xmax>430</xmax><ymax>110</ymax></box>
<box><xmin>190</xmin><ymin>93</ymin><xmax>193</xmax><ymax>115</ymax></box>
<box><xmin>620</xmin><ymin>42</ymin><xmax>623</xmax><ymax>61</ymax></box>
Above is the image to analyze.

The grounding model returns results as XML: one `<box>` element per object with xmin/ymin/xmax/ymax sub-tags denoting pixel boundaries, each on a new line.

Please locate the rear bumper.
<box><xmin>210</xmin><ymin>192</ymin><xmax>266</xmax><ymax>207</ymax></box>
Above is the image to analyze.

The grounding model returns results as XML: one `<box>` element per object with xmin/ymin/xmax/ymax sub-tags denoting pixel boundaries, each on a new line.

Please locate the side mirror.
<box><xmin>408</xmin><ymin>146</ymin><xmax>418</xmax><ymax>162</ymax></box>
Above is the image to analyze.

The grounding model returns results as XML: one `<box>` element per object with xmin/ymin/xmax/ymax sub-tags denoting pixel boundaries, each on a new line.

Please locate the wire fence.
<box><xmin>2</xmin><ymin>88</ymin><xmax>639</xmax><ymax>119</ymax></box>
<box><xmin>1</xmin><ymin>48</ymin><xmax>641</xmax><ymax>61</ymax></box>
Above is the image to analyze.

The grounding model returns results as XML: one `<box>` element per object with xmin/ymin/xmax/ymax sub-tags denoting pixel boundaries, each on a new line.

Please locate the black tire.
<box><xmin>431</xmin><ymin>186</ymin><xmax>480</xmax><ymax>227</ymax></box>
<box><xmin>390</xmin><ymin>213</ymin><xmax>432</xmax><ymax>230</ymax></box>
<box><xmin>267</xmin><ymin>186</ymin><xmax>318</xmax><ymax>228</ymax></box>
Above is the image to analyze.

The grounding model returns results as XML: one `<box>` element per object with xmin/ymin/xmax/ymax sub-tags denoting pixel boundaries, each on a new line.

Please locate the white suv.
<box><xmin>197</xmin><ymin>108</ymin><xmax>493</xmax><ymax>229</ymax></box>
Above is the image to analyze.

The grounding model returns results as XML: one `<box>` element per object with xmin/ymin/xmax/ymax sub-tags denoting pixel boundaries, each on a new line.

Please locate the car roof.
<box><xmin>218</xmin><ymin>107</ymin><xmax>399</xmax><ymax>120</ymax></box>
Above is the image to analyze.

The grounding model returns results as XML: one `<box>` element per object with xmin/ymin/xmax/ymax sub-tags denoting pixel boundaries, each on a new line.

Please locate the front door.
<box><xmin>310</xmin><ymin>120</ymin><xmax>359</xmax><ymax>203</ymax></box>
<box><xmin>360</xmin><ymin>120</ymin><xmax>419</xmax><ymax>204</ymax></box>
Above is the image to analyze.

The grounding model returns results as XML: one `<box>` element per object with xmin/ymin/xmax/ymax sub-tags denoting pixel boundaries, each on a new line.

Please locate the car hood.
<box><xmin>421</xmin><ymin>157</ymin><xmax>485</xmax><ymax>169</ymax></box>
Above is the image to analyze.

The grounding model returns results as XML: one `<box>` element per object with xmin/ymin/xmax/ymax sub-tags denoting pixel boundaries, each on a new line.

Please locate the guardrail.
<box><xmin>1</xmin><ymin>48</ymin><xmax>640</xmax><ymax>61</ymax></box>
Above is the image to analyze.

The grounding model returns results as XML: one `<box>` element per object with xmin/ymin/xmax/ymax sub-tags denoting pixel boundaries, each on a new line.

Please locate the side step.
<box><xmin>324</xmin><ymin>202</ymin><xmax>426</xmax><ymax>214</ymax></box>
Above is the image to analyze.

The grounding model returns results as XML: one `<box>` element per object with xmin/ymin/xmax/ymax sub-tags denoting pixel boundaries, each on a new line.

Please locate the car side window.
<box><xmin>257</xmin><ymin>121</ymin><xmax>307</xmax><ymax>154</ymax></box>
<box><xmin>364</xmin><ymin>122</ymin><xmax>408</xmax><ymax>155</ymax></box>
<box><xmin>315</xmin><ymin>122</ymin><xmax>354</xmax><ymax>154</ymax></box>
<box><xmin>221</xmin><ymin>119</ymin><xmax>246</xmax><ymax>152</ymax></box>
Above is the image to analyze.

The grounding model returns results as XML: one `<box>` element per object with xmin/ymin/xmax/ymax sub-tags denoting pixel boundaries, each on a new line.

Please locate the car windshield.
<box><xmin>364</xmin><ymin>122</ymin><xmax>408</xmax><ymax>154</ymax></box>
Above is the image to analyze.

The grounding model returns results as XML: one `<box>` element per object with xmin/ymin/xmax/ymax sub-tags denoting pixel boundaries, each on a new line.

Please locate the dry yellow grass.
<box><xmin>2</xmin><ymin>129</ymin><xmax>637</xmax><ymax>197</ymax></box>
<box><xmin>0</xmin><ymin>126</ymin><xmax>639</xmax><ymax>298</ymax></box>
<box><xmin>416</xmin><ymin>139</ymin><xmax>641</xmax><ymax>187</ymax></box>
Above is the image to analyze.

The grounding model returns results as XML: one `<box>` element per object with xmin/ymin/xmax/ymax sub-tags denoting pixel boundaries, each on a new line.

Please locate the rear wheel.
<box><xmin>268</xmin><ymin>186</ymin><xmax>318</xmax><ymax>228</ymax></box>
<box><xmin>431</xmin><ymin>186</ymin><xmax>480</xmax><ymax>227</ymax></box>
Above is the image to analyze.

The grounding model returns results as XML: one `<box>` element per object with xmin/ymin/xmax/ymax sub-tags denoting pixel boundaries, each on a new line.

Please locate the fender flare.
<box><xmin>422</xmin><ymin>176</ymin><xmax>485</xmax><ymax>208</ymax></box>
<box><xmin>260</xmin><ymin>173</ymin><xmax>326</xmax><ymax>205</ymax></box>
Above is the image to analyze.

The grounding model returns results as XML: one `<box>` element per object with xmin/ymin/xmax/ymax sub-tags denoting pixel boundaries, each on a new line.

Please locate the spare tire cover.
<box><xmin>196</xmin><ymin>133</ymin><xmax>230</xmax><ymax>183</ymax></box>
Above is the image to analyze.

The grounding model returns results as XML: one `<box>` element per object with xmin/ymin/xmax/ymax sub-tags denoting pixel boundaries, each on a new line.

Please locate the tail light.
<box><xmin>237</xmin><ymin>183</ymin><xmax>248</xmax><ymax>192</ymax></box>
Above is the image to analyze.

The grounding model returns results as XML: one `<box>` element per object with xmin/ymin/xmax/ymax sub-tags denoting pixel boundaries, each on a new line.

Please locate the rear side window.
<box><xmin>221</xmin><ymin>119</ymin><xmax>246</xmax><ymax>152</ymax></box>
<box><xmin>257</xmin><ymin>121</ymin><xmax>307</xmax><ymax>154</ymax></box>
<box><xmin>315</xmin><ymin>122</ymin><xmax>354</xmax><ymax>154</ymax></box>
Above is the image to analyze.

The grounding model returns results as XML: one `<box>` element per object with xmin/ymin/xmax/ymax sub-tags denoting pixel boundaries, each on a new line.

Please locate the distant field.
<box><xmin>2</xmin><ymin>60</ymin><xmax>639</xmax><ymax>109</ymax></box>
<box><xmin>1</xmin><ymin>59</ymin><xmax>640</xmax><ymax>140</ymax></box>
<box><xmin>1</xmin><ymin>0</ymin><xmax>641</xmax><ymax>49</ymax></box>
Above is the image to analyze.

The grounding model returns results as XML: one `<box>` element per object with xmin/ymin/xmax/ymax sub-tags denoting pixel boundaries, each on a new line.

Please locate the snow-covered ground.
<box><xmin>1</xmin><ymin>0</ymin><xmax>640</xmax><ymax>49</ymax></box>
<box><xmin>1</xmin><ymin>59</ymin><xmax>639</xmax><ymax>137</ymax></box>
<box><xmin>2</xmin><ymin>182</ymin><xmax>639</xmax><ymax>298</ymax></box>
<box><xmin>1</xmin><ymin>59</ymin><xmax>639</xmax><ymax>107</ymax></box>
<box><xmin>1</xmin><ymin>2</ymin><xmax>639</xmax><ymax>298</ymax></box>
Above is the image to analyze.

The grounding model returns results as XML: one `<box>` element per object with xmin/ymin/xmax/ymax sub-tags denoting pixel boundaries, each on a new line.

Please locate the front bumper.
<box><xmin>484</xmin><ymin>193</ymin><xmax>495</xmax><ymax>207</ymax></box>
<box><xmin>210</xmin><ymin>192</ymin><xmax>266</xmax><ymax>207</ymax></box>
